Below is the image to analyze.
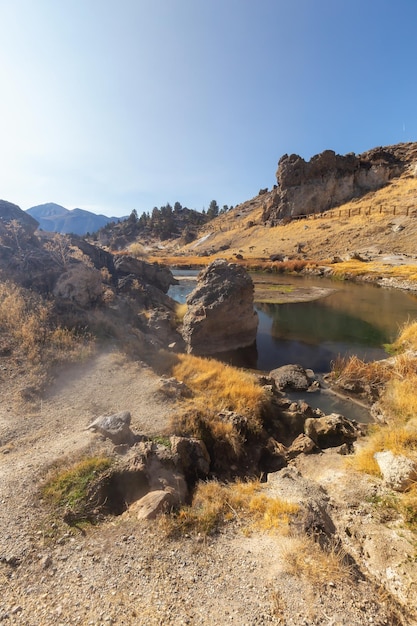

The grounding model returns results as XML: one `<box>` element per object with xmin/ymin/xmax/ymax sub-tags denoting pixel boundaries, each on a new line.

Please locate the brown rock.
<box><xmin>131</xmin><ymin>490</ymin><xmax>175</xmax><ymax>520</ymax></box>
<box><xmin>181</xmin><ymin>259</ymin><xmax>258</xmax><ymax>355</ymax></box>
<box><xmin>286</xmin><ymin>434</ymin><xmax>318</xmax><ymax>460</ymax></box>
<box><xmin>270</xmin><ymin>364</ymin><xmax>311</xmax><ymax>391</ymax></box>
<box><xmin>304</xmin><ymin>413</ymin><xmax>360</xmax><ymax>449</ymax></box>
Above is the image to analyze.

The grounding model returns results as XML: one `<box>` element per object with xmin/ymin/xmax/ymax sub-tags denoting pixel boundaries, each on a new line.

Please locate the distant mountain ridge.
<box><xmin>26</xmin><ymin>203</ymin><xmax>127</xmax><ymax>235</ymax></box>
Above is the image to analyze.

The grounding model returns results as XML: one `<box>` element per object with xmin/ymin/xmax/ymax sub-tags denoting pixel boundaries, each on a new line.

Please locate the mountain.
<box><xmin>26</xmin><ymin>203</ymin><xmax>127</xmax><ymax>236</ymax></box>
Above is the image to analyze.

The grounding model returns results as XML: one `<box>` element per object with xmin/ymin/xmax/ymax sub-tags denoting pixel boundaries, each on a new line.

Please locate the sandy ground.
<box><xmin>0</xmin><ymin>348</ymin><xmax>416</xmax><ymax>624</ymax></box>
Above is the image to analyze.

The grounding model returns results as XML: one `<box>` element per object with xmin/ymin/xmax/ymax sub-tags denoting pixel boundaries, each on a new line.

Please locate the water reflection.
<box><xmin>168</xmin><ymin>271</ymin><xmax>417</xmax><ymax>373</ymax></box>
<box><xmin>255</xmin><ymin>301</ymin><xmax>388</xmax><ymax>372</ymax></box>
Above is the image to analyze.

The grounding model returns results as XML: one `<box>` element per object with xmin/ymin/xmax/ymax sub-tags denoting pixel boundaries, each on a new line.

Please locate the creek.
<box><xmin>169</xmin><ymin>271</ymin><xmax>417</xmax><ymax>422</ymax></box>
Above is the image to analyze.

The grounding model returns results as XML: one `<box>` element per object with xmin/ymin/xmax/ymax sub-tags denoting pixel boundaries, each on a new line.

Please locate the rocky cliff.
<box><xmin>262</xmin><ymin>142</ymin><xmax>417</xmax><ymax>223</ymax></box>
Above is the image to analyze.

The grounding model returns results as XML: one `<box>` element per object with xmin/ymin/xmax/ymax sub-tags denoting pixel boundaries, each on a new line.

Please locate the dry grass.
<box><xmin>279</xmin><ymin>535</ymin><xmax>354</xmax><ymax>584</ymax></box>
<box><xmin>172</xmin><ymin>353</ymin><xmax>266</xmax><ymax>417</ymax></box>
<box><xmin>0</xmin><ymin>281</ymin><xmax>93</xmax><ymax>365</ymax></box>
<box><xmin>331</xmin><ymin>259</ymin><xmax>417</xmax><ymax>282</ymax></box>
<box><xmin>174</xmin><ymin>302</ymin><xmax>187</xmax><ymax>324</ymax></box>
<box><xmin>150</xmin><ymin>253</ymin><xmax>313</xmax><ymax>275</ymax></box>
<box><xmin>128</xmin><ymin>242</ymin><xmax>148</xmax><ymax>258</ymax></box>
<box><xmin>390</xmin><ymin>320</ymin><xmax>417</xmax><ymax>352</ymax></box>
<box><xmin>159</xmin><ymin>479</ymin><xmax>299</xmax><ymax>537</ymax></box>
<box><xmin>170</xmin><ymin>354</ymin><xmax>267</xmax><ymax>461</ymax></box>
<box><xmin>346</xmin><ymin>322</ymin><xmax>417</xmax><ymax>528</ymax></box>
<box><xmin>331</xmin><ymin>354</ymin><xmax>390</xmax><ymax>389</ymax></box>
<box><xmin>145</xmin><ymin>172</ymin><xmax>417</xmax><ymax>266</ymax></box>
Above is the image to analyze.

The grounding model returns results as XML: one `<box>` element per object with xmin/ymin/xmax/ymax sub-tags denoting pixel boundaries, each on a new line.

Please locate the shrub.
<box><xmin>128</xmin><ymin>242</ymin><xmax>148</xmax><ymax>259</ymax></box>
<box><xmin>0</xmin><ymin>281</ymin><xmax>93</xmax><ymax>364</ymax></box>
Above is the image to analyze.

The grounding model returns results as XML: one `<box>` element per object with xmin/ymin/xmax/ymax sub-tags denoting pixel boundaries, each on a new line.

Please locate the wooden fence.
<box><xmin>291</xmin><ymin>202</ymin><xmax>417</xmax><ymax>221</ymax></box>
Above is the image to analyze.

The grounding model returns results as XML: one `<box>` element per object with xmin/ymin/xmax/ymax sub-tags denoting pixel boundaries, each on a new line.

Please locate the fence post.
<box><xmin>393</xmin><ymin>206</ymin><xmax>396</xmax><ymax>216</ymax></box>
<box><xmin>348</xmin><ymin>209</ymin><xmax>351</xmax><ymax>218</ymax></box>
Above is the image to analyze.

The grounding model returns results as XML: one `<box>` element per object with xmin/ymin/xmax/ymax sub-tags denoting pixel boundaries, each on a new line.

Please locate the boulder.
<box><xmin>286</xmin><ymin>434</ymin><xmax>318</xmax><ymax>460</ymax></box>
<box><xmin>270</xmin><ymin>364</ymin><xmax>312</xmax><ymax>391</ymax></box>
<box><xmin>86</xmin><ymin>410</ymin><xmax>136</xmax><ymax>445</ymax></box>
<box><xmin>158</xmin><ymin>377</ymin><xmax>193</xmax><ymax>399</ymax></box>
<box><xmin>374</xmin><ymin>450</ymin><xmax>417</xmax><ymax>492</ymax></box>
<box><xmin>113</xmin><ymin>254</ymin><xmax>177</xmax><ymax>294</ymax></box>
<box><xmin>181</xmin><ymin>259</ymin><xmax>258</xmax><ymax>355</ymax></box>
<box><xmin>304</xmin><ymin>413</ymin><xmax>361</xmax><ymax>449</ymax></box>
<box><xmin>130</xmin><ymin>489</ymin><xmax>175</xmax><ymax>520</ymax></box>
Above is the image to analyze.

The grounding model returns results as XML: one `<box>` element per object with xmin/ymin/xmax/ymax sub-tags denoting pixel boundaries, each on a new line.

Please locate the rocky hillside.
<box><xmin>165</xmin><ymin>142</ymin><xmax>417</xmax><ymax>264</ymax></box>
<box><xmin>263</xmin><ymin>142</ymin><xmax>417</xmax><ymax>223</ymax></box>
<box><xmin>94</xmin><ymin>203</ymin><xmax>210</xmax><ymax>250</ymax></box>
<box><xmin>0</xmin><ymin>199</ymin><xmax>182</xmax><ymax>359</ymax></box>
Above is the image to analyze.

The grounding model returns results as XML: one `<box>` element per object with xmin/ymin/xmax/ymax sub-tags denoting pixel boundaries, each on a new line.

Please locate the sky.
<box><xmin>0</xmin><ymin>0</ymin><xmax>416</xmax><ymax>218</ymax></box>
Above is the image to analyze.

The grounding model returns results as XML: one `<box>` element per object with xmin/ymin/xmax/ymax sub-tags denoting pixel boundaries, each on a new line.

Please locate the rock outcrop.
<box><xmin>181</xmin><ymin>259</ymin><xmax>258</xmax><ymax>355</ymax></box>
<box><xmin>262</xmin><ymin>142</ymin><xmax>417</xmax><ymax>223</ymax></box>
<box><xmin>0</xmin><ymin>202</ymin><xmax>183</xmax><ymax>354</ymax></box>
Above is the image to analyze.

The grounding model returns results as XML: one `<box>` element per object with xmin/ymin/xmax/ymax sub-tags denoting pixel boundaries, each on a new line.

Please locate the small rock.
<box><xmin>374</xmin><ymin>450</ymin><xmax>417</xmax><ymax>492</ymax></box>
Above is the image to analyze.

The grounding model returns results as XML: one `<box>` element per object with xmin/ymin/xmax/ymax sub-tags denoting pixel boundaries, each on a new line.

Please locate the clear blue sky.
<box><xmin>0</xmin><ymin>0</ymin><xmax>416</xmax><ymax>217</ymax></box>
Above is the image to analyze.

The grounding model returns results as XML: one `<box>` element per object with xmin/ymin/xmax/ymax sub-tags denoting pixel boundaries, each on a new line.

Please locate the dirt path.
<box><xmin>0</xmin><ymin>350</ymin><xmax>175</xmax><ymax>560</ymax></box>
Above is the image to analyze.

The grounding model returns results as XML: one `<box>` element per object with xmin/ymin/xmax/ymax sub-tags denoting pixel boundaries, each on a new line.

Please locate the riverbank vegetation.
<box><xmin>336</xmin><ymin>321</ymin><xmax>417</xmax><ymax>526</ymax></box>
<box><xmin>170</xmin><ymin>354</ymin><xmax>266</xmax><ymax>457</ymax></box>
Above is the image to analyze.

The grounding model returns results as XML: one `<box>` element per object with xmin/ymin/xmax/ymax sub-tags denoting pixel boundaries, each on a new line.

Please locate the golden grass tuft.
<box><xmin>346</xmin><ymin>322</ymin><xmax>417</xmax><ymax>530</ymax></box>
<box><xmin>170</xmin><ymin>354</ymin><xmax>267</xmax><ymax>457</ymax></box>
<box><xmin>172</xmin><ymin>353</ymin><xmax>266</xmax><ymax>416</ymax></box>
<box><xmin>279</xmin><ymin>535</ymin><xmax>354</xmax><ymax>584</ymax></box>
<box><xmin>159</xmin><ymin>479</ymin><xmax>299</xmax><ymax>537</ymax></box>
<box><xmin>390</xmin><ymin>320</ymin><xmax>417</xmax><ymax>352</ymax></box>
<box><xmin>128</xmin><ymin>242</ymin><xmax>148</xmax><ymax>258</ymax></box>
<box><xmin>331</xmin><ymin>354</ymin><xmax>390</xmax><ymax>389</ymax></box>
<box><xmin>382</xmin><ymin>375</ymin><xmax>417</xmax><ymax>421</ymax></box>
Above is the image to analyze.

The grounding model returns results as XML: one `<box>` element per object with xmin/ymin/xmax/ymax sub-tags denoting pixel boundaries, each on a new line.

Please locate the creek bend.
<box><xmin>169</xmin><ymin>271</ymin><xmax>417</xmax><ymax>422</ymax></box>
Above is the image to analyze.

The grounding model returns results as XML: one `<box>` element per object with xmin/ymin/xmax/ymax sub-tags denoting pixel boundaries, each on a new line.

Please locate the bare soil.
<box><xmin>1</xmin><ymin>348</ymin><xmax>416</xmax><ymax>624</ymax></box>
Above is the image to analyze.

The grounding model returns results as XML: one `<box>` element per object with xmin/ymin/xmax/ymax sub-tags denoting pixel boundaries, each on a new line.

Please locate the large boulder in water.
<box><xmin>181</xmin><ymin>259</ymin><xmax>258</xmax><ymax>355</ymax></box>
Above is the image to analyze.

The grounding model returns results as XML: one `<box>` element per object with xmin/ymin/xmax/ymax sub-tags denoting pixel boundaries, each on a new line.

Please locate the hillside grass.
<box><xmin>147</xmin><ymin>172</ymin><xmax>417</xmax><ymax>269</ymax></box>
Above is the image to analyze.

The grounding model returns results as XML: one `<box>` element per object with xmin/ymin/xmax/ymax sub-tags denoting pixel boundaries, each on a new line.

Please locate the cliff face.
<box><xmin>262</xmin><ymin>142</ymin><xmax>417</xmax><ymax>223</ymax></box>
